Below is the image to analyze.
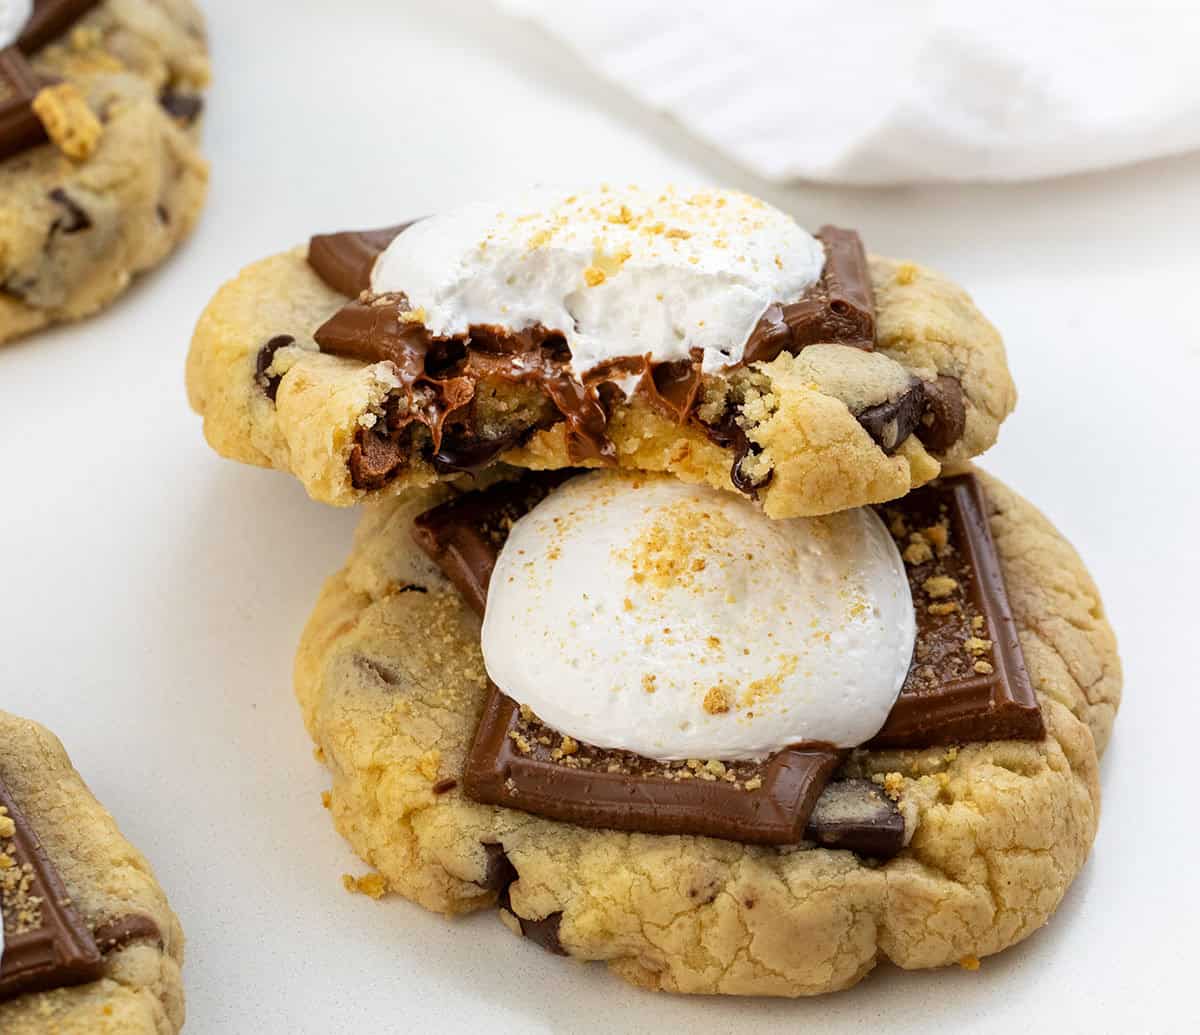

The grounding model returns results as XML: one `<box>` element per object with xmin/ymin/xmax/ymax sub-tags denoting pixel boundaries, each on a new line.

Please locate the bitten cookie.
<box><xmin>293</xmin><ymin>467</ymin><xmax>1120</xmax><ymax>997</ymax></box>
<box><xmin>0</xmin><ymin>0</ymin><xmax>210</xmax><ymax>345</ymax></box>
<box><xmin>187</xmin><ymin>186</ymin><xmax>1016</xmax><ymax>518</ymax></box>
<box><xmin>0</xmin><ymin>710</ymin><xmax>185</xmax><ymax>1033</ymax></box>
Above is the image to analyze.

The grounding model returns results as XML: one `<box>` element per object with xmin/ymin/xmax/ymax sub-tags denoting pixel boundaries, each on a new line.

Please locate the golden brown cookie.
<box><xmin>0</xmin><ymin>710</ymin><xmax>185</xmax><ymax>1033</ymax></box>
<box><xmin>293</xmin><ymin>467</ymin><xmax>1120</xmax><ymax>996</ymax></box>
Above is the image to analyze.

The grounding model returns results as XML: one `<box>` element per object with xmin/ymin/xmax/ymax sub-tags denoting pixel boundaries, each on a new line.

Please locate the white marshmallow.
<box><xmin>0</xmin><ymin>0</ymin><xmax>32</xmax><ymax>49</ymax></box>
<box><xmin>370</xmin><ymin>185</ymin><xmax>825</xmax><ymax>379</ymax></box>
<box><xmin>481</xmin><ymin>473</ymin><xmax>915</xmax><ymax>761</ymax></box>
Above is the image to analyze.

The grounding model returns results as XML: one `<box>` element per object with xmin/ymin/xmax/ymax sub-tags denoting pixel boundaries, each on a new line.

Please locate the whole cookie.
<box><xmin>0</xmin><ymin>0</ymin><xmax>209</xmax><ymax>345</ymax></box>
<box><xmin>187</xmin><ymin>192</ymin><xmax>1016</xmax><ymax>519</ymax></box>
<box><xmin>294</xmin><ymin>468</ymin><xmax>1120</xmax><ymax>996</ymax></box>
<box><xmin>0</xmin><ymin>710</ymin><xmax>185</xmax><ymax>1033</ymax></box>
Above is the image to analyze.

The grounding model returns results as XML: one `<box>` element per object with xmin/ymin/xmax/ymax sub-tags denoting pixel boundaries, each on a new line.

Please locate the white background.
<box><xmin>1</xmin><ymin>1</ymin><xmax>1197</xmax><ymax>1031</ymax></box>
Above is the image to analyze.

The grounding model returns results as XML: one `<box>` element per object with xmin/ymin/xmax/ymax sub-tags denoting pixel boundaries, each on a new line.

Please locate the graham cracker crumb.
<box><xmin>641</xmin><ymin>673</ymin><xmax>657</xmax><ymax>694</ymax></box>
<box><xmin>973</xmin><ymin>660</ymin><xmax>995</xmax><ymax>674</ymax></box>
<box><xmin>895</xmin><ymin>262</ymin><xmax>919</xmax><ymax>286</ymax></box>
<box><xmin>33</xmin><ymin>83</ymin><xmax>102</xmax><ymax>160</ymax></box>
<box><xmin>922</xmin><ymin>575</ymin><xmax>958</xmax><ymax>599</ymax></box>
<box><xmin>959</xmin><ymin>955</ymin><xmax>981</xmax><ymax>971</ymax></box>
<box><xmin>903</xmin><ymin>537</ymin><xmax>933</xmax><ymax>565</ymax></box>
<box><xmin>703</xmin><ymin>685</ymin><xmax>731</xmax><ymax>714</ymax></box>
<box><xmin>320</xmin><ymin>791</ymin><xmax>332</xmax><ymax>809</ymax></box>
<box><xmin>928</xmin><ymin>601</ymin><xmax>959</xmax><ymax>616</ymax></box>
<box><xmin>882</xmin><ymin>772</ymin><xmax>905</xmax><ymax>801</ymax></box>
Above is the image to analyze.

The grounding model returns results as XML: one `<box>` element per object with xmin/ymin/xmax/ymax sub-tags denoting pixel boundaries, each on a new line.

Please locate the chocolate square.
<box><xmin>17</xmin><ymin>1</ymin><xmax>103</xmax><ymax>56</ymax></box>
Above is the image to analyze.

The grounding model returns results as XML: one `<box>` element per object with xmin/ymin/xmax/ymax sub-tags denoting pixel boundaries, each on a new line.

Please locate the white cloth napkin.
<box><xmin>498</xmin><ymin>0</ymin><xmax>1200</xmax><ymax>185</ymax></box>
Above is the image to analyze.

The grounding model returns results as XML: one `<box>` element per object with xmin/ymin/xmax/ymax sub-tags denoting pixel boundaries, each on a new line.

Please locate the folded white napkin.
<box><xmin>499</xmin><ymin>0</ymin><xmax>1200</xmax><ymax>185</ymax></box>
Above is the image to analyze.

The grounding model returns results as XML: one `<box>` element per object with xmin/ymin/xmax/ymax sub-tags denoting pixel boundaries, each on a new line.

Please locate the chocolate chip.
<box><xmin>159</xmin><ymin>91</ymin><xmax>204</xmax><ymax>124</ymax></box>
<box><xmin>514</xmin><ymin>912</ymin><xmax>567</xmax><ymax>956</ymax></box>
<box><xmin>255</xmin><ymin>335</ymin><xmax>293</xmax><ymax>402</ymax></box>
<box><xmin>804</xmin><ymin>779</ymin><xmax>906</xmax><ymax>857</ymax></box>
<box><xmin>48</xmin><ymin>188</ymin><xmax>91</xmax><ymax>235</ymax></box>
<box><xmin>349</xmin><ymin>427</ymin><xmax>407</xmax><ymax>490</ymax></box>
<box><xmin>856</xmin><ymin>380</ymin><xmax>926</xmax><ymax>454</ymax></box>
<box><xmin>395</xmin><ymin>584</ymin><xmax>428</xmax><ymax>595</ymax></box>
<box><xmin>478</xmin><ymin>843</ymin><xmax>517</xmax><ymax>892</ymax></box>
<box><xmin>432</xmin><ymin>778</ymin><xmax>458</xmax><ymax>794</ymax></box>
<box><xmin>916</xmin><ymin>375</ymin><xmax>967</xmax><ymax>453</ymax></box>
<box><xmin>156</xmin><ymin>203</ymin><xmax>170</xmax><ymax>225</ymax></box>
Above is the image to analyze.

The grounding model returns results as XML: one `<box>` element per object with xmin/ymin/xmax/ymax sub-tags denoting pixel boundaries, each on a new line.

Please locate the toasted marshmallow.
<box><xmin>0</xmin><ymin>1</ymin><xmax>32</xmax><ymax>49</ymax></box>
<box><xmin>370</xmin><ymin>185</ymin><xmax>825</xmax><ymax>380</ymax></box>
<box><xmin>481</xmin><ymin>473</ymin><xmax>915</xmax><ymax>761</ymax></box>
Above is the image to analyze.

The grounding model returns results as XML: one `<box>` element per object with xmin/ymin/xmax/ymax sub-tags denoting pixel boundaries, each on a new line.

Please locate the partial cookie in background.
<box><xmin>0</xmin><ymin>710</ymin><xmax>185</xmax><ymax>1033</ymax></box>
<box><xmin>0</xmin><ymin>0</ymin><xmax>210</xmax><ymax>345</ymax></box>
<box><xmin>293</xmin><ymin>467</ymin><xmax>1120</xmax><ymax>997</ymax></box>
<box><xmin>187</xmin><ymin>187</ymin><xmax>1016</xmax><ymax>519</ymax></box>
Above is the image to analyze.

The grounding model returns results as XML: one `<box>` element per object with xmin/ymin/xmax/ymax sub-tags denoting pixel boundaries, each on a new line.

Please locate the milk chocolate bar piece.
<box><xmin>307</xmin><ymin>223</ymin><xmax>415</xmax><ymax>298</ymax></box>
<box><xmin>805</xmin><ymin>779</ymin><xmax>905</xmax><ymax>856</ymax></box>
<box><xmin>17</xmin><ymin>1</ymin><xmax>103</xmax><ymax>55</ymax></box>
<box><xmin>0</xmin><ymin>48</ymin><xmax>46</xmax><ymax>161</ymax></box>
<box><xmin>465</xmin><ymin>686</ymin><xmax>843</xmax><ymax>845</ymax></box>
<box><xmin>0</xmin><ymin>774</ymin><xmax>103</xmax><ymax>1003</ymax></box>
<box><xmin>870</xmin><ymin>474</ymin><xmax>1044</xmax><ymax>746</ymax></box>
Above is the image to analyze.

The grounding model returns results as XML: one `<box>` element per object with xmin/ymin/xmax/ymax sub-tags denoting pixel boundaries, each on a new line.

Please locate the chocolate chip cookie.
<box><xmin>0</xmin><ymin>0</ymin><xmax>209</xmax><ymax>345</ymax></box>
<box><xmin>0</xmin><ymin>710</ymin><xmax>185</xmax><ymax>1033</ymax></box>
<box><xmin>187</xmin><ymin>186</ymin><xmax>1015</xmax><ymax>519</ymax></box>
<box><xmin>293</xmin><ymin>466</ymin><xmax>1119</xmax><ymax>996</ymax></box>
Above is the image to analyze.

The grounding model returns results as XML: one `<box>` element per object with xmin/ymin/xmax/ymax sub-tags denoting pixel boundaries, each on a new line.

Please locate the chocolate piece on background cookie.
<box><xmin>0</xmin><ymin>710</ymin><xmax>184</xmax><ymax>1032</ymax></box>
<box><xmin>0</xmin><ymin>47</ymin><xmax>45</xmax><ymax>160</ymax></box>
<box><xmin>188</xmin><ymin>186</ymin><xmax>1015</xmax><ymax>518</ymax></box>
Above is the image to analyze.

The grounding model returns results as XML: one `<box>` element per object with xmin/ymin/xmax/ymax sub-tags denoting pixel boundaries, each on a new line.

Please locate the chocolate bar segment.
<box><xmin>0</xmin><ymin>48</ymin><xmax>47</xmax><ymax>161</ymax></box>
<box><xmin>804</xmin><ymin>779</ymin><xmax>905</xmax><ymax>856</ymax></box>
<box><xmin>307</xmin><ymin>223</ymin><xmax>416</xmax><ymax>298</ymax></box>
<box><xmin>0</xmin><ymin>774</ymin><xmax>103</xmax><ymax>1003</ymax></box>
<box><xmin>17</xmin><ymin>1</ymin><xmax>103</xmax><ymax>55</ymax></box>
<box><xmin>870</xmin><ymin>474</ymin><xmax>1044</xmax><ymax>746</ymax></box>
<box><xmin>465</xmin><ymin>687</ymin><xmax>843</xmax><ymax>845</ymax></box>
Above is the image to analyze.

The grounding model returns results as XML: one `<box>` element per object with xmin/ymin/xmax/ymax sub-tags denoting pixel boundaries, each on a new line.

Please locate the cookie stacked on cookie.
<box><xmin>0</xmin><ymin>0</ymin><xmax>209</xmax><ymax>345</ymax></box>
<box><xmin>187</xmin><ymin>185</ymin><xmax>1120</xmax><ymax>997</ymax></box>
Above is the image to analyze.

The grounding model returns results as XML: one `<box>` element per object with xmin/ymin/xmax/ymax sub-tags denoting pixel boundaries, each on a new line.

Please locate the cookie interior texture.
<box><xmin>293</xmin><ymin>467</ymin><xmax>1120</xmax><ymax>997</ymax></box>
<box><xmin>0</xmin><ymin>0</ymin><xmax>210</xmax><ymax>345</ymax></box>
<box><xmin>187</xmin><ymin>238</ymin><xmax>1015</xmax><ymax>519</ymax></box>
<box><xmin>0</xmin><ymin>711</ymin><xmax>185</xmax><ymax>1034</ymax></box>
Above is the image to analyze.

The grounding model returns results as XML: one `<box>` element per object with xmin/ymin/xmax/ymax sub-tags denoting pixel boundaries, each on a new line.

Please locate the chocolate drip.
<box><xmin>17</xmin><ymin>1</ymin><xmax>102</xmax><ymax>55</ymax></box>
<box><xmin>307</xmin><ymin>223</ymin><xmax>416</xmax><ymax>298</ymax></box>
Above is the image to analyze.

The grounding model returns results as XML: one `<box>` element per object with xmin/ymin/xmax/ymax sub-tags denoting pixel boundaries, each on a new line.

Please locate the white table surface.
<box><xmin>2</xmin><ymin>1</ymin><xmax>1198</xmax><ymax>1031</ymax></box>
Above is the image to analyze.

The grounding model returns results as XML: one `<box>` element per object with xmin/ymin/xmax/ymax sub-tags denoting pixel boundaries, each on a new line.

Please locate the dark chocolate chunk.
<box><xmin>0</xmin><ymin>774</ymin><xmax>104</xmax><ymax>1003</ymax></box>
<box><xmin>48</xmin><ymin>187</ymin><xmax>91</xmax><ymax>234</ymax></box>
<box><xmin>16</xmin><ymin>1</ymin><xmax>102</xmax><ymax>55</ymax></box>
<box><xmin>431</xmin><ymin>777</ymin><xmax>457</xmax><ymax>794</ymax></box>
<box><xmin>856</xmin><ymin>380</ymin><xmax>926</xmax><ymax>454</ymax></box>
<box><xmin>803</xmin><ymin>779</ymin><xmax>905</xmax><ymax>857</ymax></box>
<box><xmin>870</xmin><ymin>474</ymin><xmax>1044</xmax><ymax>747</ymax></box>
<box><xmin>307</xmin><ymin>223</ymin><xmax>416</xmax><ymax>297</ymax></box>
<box><xmin>0</xmin><ymin>47</ymin><xmax>47</xmax><ymax>161</ymax></box>
<box><xmin>478</xmin><ymin>842</ymin><xmax>517</xmax><ymax>892</ymax></box>
<box><xmin>349</xmin><ymin>427</ymin><xmax>407</xmax><ymax>491</ymax></box>
<box><xmin>254</xmin><ymin>334</ymin><xmax>293</xmax><ymax>402</ymax></box>
<box><xmin>698</xmin><ymin>408</ymin><xmax>772</xmax><ymax>497</ymax></box>
<box><xmin>916</xmin><ymin>375</ymin><xmax>967</xmax><ymax>453</ymax></box>
<box><xmin>158</xmin><ymin>90</ymin><xmax>203</xmax><ymax>124</ymax></box>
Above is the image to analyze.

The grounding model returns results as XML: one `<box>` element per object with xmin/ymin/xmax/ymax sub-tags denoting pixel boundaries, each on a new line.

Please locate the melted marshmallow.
<box><xmin>370</xmin><ymin>185</ymin><xmax>825</xmax><ymax>379</ymax></box>
<box><xmin>0</xmin><ymin>0</ymin><xmax>32</xmax><ymax>49</ymax></box>
<box><xmin>481</xmin><ymin>473</ymin><xmax>915</xmax><ymax>761</ymax></box>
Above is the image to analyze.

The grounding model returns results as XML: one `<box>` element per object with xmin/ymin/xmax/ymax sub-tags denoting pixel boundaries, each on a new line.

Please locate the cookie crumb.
<box><xmin>958</xmin><ymin>955</ymin><xmax>981</xmax><ymax>971</ymax></box>
<box><xmin>882</xmin><ymin>771</ymin><xmax>905</xmax><ymax>801</ymax></box>
<box><xmin>342</xmin><ymin>873</ymin><xmax>387</xmax><ymax>899</ymax></box>
<box><xmin>320</xmin><ymin>791</ymin><xmax>332</xmax><ymax>809</ymax></box>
